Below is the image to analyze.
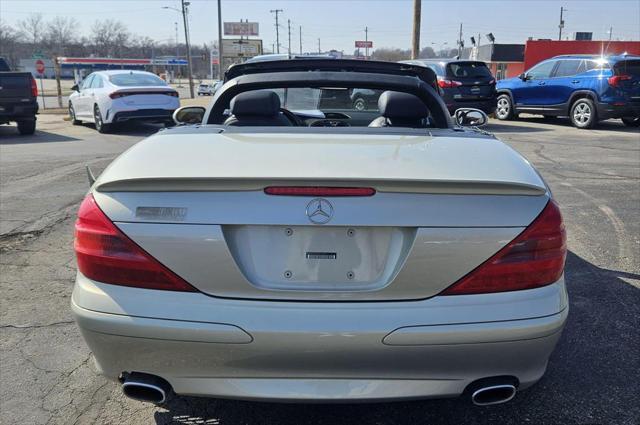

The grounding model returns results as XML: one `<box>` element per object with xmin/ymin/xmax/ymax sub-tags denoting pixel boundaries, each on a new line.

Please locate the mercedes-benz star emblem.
<box><xmin>306</xmin><ymin>198</ymin><xmax>333</xmax><ymax>224</ymax></box>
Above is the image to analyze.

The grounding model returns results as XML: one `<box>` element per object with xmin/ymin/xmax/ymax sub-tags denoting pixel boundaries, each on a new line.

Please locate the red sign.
<box><xmin>35</xmin><ymin>59</ymin><xmax>45</xmax><ymax>74</ymax></box>
<box><xmin>355</xmin><ymin>41</ymin><xmax>373</xmax><ymax>48</ymax></box>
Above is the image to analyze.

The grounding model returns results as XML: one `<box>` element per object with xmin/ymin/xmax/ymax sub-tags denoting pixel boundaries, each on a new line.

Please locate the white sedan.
<box><xmin>68</xmin><ymin>70</ymin><xmax>179</xmax><ymax>133</ymax></box>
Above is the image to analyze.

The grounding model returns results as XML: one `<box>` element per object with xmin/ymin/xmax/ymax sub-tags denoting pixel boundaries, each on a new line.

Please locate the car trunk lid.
<box><xmin>92</xmin><ymin>130</ymin><xmax>549</xmax><ymax>301</ymax></box>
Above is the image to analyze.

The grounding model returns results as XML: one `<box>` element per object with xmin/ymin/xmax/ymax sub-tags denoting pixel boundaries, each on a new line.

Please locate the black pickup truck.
<box><xmin>0</xmin><ymin>57</ymin><xmax>38</xmax><ymax>135</ymax></box>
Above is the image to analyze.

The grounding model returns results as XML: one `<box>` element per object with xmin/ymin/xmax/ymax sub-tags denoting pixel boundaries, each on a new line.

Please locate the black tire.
<box><xmin>68</xmin><ymin>102</ymin><xmax>81</xmax><ymax>125</ymax></box>
<box><xmin>621</xmin><ymin>117</ymin><xmax>640</xmax><ymax>127</ymax></box>
<box><xmin>570</xmin><ymin>98</ymin><xmax>597</xmax><ymax>129</ymax></box>
<box><xmin>17</xmin><ymin>119</ymin><xmax>36</xmax><ymax>135</ymax></box>
<box><xmin>93</xmin><ymin>105</ymin><xmax>111</xmax><ymax>133</ymax></box>
<box><xmin>352</xmin><ymin>97</ymin><xmax>366</xmax><ymax>111</ymax></box>
<box><xmin>495</xmin><ymin>94</ymin><xmax>515</xmax><ymax>120</ymax></box>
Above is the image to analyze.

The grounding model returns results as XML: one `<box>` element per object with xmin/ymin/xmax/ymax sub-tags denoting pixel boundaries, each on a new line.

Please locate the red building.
<box><xmin>463</xmin><ymin>40</ymin><xmax>640</xmax><ymax>80</ymax></box>
<box><xmin>523</xmin><ymin>40</ymin><xmax>640</xmax><ymax>69</ymax></box>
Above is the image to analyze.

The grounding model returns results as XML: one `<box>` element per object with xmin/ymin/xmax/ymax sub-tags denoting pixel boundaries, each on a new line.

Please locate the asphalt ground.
<box><xmin>1</xmin><ymin>114</ymin><xmax>638</xmax><ymax>424</ymax></box>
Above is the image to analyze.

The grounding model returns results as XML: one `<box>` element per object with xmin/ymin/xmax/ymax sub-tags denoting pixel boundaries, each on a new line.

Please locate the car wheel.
<box><xmin>570</xmin><ymin>98</ymin><xmax>597</xmax><ymax>129</ymax></box>
<box><xmin>496</xmin><ymin>94</ymin><xmax>514</xmax><ymax>120</ymax></box>
<box><xmin>69</xmin><ymin>102</ymin><xmax>81</xmax><ymax>125</ymax></box>
<box><xmin>17</xmin><ymin>120</ymin><xmax>36</xmax><ymax>135</ymax></box>
<box><xmin>353</xmin><ymin>98</ymin><xmax>366</xmax><ymax>111</ymax></box>
<box><xmin>621</xmin><ymin>117</ymin><xmax>640</xmax><ymax>127</ymax></box>
<box><xmin>93</xmin><ymin>105</ymin><xmax>111</xmax><ymax>133</ymax></box>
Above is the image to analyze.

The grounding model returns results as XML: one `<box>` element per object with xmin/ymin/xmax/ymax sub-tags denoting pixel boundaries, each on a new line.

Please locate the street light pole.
<box><xmin>181</xmin><ymin>0</ymin><xmax>195</xmax><ymax>98</ymax></box>
<box><xmin>217</xmin><ymin>0</ymin><xmax>223</xmax><ymax>80</ymax></box>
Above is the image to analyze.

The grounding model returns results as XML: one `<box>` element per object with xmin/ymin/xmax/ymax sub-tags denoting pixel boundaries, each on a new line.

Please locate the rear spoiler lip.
<box><xmin>94</xmin><ymin>177</ymin><xmax>547</xmax><ymax>196</ymax></box>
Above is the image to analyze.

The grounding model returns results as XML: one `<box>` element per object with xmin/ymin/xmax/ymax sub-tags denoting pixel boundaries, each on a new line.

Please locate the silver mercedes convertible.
<box><xmin>72</xmin><ymin>60</ymin><xmax>568</xmax><ymax>406</ymax></box>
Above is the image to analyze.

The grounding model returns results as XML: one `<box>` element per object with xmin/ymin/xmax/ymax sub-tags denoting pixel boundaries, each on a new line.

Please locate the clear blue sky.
<box><xmin>1</xmin><ymin>0</ymin><xmax>639</xmax><ymax>53</ymax></box>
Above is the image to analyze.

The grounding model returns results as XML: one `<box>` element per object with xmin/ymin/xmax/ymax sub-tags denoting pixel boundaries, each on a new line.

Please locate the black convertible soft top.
<box><xmin>224</xmin><ymin>59</ymin><xmax>438</xmax><ymax>90</ymax></box>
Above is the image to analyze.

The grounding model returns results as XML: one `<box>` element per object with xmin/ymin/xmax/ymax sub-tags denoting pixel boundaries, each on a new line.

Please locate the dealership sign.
<box><xmin>355</xmin><ymin>40</ymin><xmax>373</xmax><ymax>48</ymax></box>
<box><xmin>224</xmin><ymin>22</ymin><xmax>259</xmax><ymax>36</ymax></box>
<box><xmin>221</xmin><ymin>39</ymin><xmax>263</xmax><ymax>57</ymax></box>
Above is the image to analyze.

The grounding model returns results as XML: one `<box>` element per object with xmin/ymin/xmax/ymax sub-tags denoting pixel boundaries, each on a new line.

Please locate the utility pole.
<box><xmin>317</xmin><ymin>38</ymin><xmax>321</xmax><ymax>54</ymax></box>
<box><xmin>365</xmin><ymin>26</ymin><xmax>369</xmax><ymax>58</ymax></box>
<box><xmin>217</xmin><ymin>0</ymin><xmax>223</xmax><ymax>80</ymax></box>
<box><xmin>299</xmin><ymin>26</ymin><xmax>302</xmax><ymax>54</ymax></box>
<box><xmin>457</xmin><ymin>22</ymin><xmax>463</xmax><ymax>57</ymax></box>
<box><xmin>181</xmin><ymin>0</ymin><xmax>195</xmax><ymax>98</ymax></box>
<box><xmin>558</xmin><ymin>6</ymin><xmax>565</xmax><ymax>40</ymax></box>
<box><xmin>608</xmin><ymin>26</ymin><xmax>613</xmax><ymax>41</ymax></box>
<box><xmin>270</xmin><ymin>9</ymin><xmax>283</xmax><ymax>53</ymax></box>
<box><xmin>287</xmin><ymin>19</ymin><xmax>292</xmax><ymax>56</ymax></box>
<box><xmin>411</xmin><ymin>0</ymin><xmax>421</xmax><ymax>59</ymax></box>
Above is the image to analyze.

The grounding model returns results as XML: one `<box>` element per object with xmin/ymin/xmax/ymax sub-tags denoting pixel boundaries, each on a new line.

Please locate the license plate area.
<box><xmin>222</xmin><ymin>225</ymin><xmax>416</xmax><ymax>292</ymax></box>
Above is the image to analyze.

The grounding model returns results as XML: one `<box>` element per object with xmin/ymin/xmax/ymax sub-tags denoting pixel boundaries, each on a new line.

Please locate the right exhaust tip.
<box><xmin>471</xmin><ymin>384</ymin><xmax>517</xmax><ymax>406</ymax></box>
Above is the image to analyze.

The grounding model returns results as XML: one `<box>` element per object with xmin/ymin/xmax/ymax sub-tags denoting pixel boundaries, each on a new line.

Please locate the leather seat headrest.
<box><xmin>230</xmin><ymin>91</ymin><xmax>281</xmax><ymax>117</ymax></box>
<box><xmin>377</xmin><ymin>91</ymin><xmax>429</xmax><ymax>119</ymax></box>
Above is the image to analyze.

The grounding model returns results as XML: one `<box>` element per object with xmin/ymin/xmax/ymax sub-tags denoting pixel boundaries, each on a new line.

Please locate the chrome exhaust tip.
<box><xmin>121</xmin><ymin>372</ymin><xmax>171</xmax><ymax>404</ymax></box>
<box><xmin>471</xmin><ymin>384</ymin><xmax>517</xmax><ymax>406</ymax></box>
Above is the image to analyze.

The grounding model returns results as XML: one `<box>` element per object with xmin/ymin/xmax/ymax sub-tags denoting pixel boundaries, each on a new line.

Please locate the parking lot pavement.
<box><xmin>1</xmin><ymin>115</ymin><xmax>638</xmax><ymax>424</ymax></box>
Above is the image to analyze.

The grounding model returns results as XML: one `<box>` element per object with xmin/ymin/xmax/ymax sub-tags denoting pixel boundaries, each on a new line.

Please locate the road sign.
<box><xmin>221</xmin><ymin>39</ymin><xmax>263</xmax><ymax>58</ymax></box>
<box><xmin>355</xmin><ymin>41</ymin><xmax>373</xmax><ymax>48</ymax></box>
<box><xmin>35</xmin><ymin>59</ymin><xmax>45</xmax><ymax>75</ymax></box>
<box><xmin>224</xmin><ymin>22</ymin><xmax>259</xmax><ymax>36</ymax></box>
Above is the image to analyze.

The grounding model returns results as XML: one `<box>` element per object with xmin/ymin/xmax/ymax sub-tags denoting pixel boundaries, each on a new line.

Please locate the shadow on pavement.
<box><xmin>0</xmin><ymin>128</ymin><xmax>80</xmax><ymax>144</ymax></box>
<box><xmin>153</xmin><ymin>251</ymin><xmax>640</xmax><ymax>425</ymax></box>
<box><xmin>485</xmin><ymin>121</ymin><xmax>553</xmax><ymax>133</ymax></box>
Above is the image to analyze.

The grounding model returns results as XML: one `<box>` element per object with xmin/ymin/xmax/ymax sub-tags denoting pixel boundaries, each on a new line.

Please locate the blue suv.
<box><xmin>496</xmin><ymin>54</ymin><xmax>639</xmax><ymax>128</ymax></box>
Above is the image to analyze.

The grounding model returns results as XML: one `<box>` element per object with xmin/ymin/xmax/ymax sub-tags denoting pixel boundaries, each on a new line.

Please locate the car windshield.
<box><xmin>447</xmin><ymin>62</ymin><xmax>492</xmax><ymax>78</ymax></box>
<box><xmin>108</xmin><ymin>73</ymin><xmax>167</xmax><ymax>87</ymax></box>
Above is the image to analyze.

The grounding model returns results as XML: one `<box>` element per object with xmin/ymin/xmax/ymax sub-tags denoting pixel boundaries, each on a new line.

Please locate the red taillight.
<box><xmin>110</xmin><ymin>91</ymin><xmax>178</xmax><ymax>99</ymax></box>
<box><xmin>608</xmin><ymin>74</ymin><xmax>632</xmax><ymax>87</ymax></box>
<box><xmin>264</xmin><ymin>186</ymin><xmax>376</xmax><ymax>197</ymax></box>
<box><xmin>109</xmin><ymin>92</ymin><xmax>126</xmax><ymax>99</ymax></box>
<box><xmin>437</xmin><ymin>78</ymin><xmax>463</xmax><ymax>88</ymax></box>
<box><xmin>441</xmin><ymin>199</ymin><xmax>566</xmax><ymax>295</ymax></box>
<box><xmin>74</xmin><ymin>195</ymin><xmax>197</xmax><ymax>292</ymax></box>
<box><xmin>167</xmin><ymin>91</ymin><xmax>179</xmax><ymax>97</ymax></box>
<box><xmin>31</xmin><ymin>77</ymin><xmax>38</xmax><ymax>97</ymax></box>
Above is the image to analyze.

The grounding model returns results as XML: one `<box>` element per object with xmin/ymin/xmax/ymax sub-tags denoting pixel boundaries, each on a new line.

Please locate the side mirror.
<box><xmin>519</xmin><ymin>73</ymin><xmax>528</xmax><ymax>81</ymax></box>
<box><xmin>172</xmin><ymin>106</ymin><xmax>206</xmax><ymax>125</ymax></box>
<box><xmin>71</xmin><ymin>84</ymin><xmax>79</xmax><ymax>92</ymax></box>
<box><xmin>454</xmin><ymin>108</ymin><xmax>488</xmax><ymax>128</ymax></box>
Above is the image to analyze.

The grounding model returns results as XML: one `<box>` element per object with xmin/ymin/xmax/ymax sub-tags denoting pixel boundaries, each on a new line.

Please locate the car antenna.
<box><xmin>85</xmin><ymin>165</ymin><xmax>96</xmax><ymax>187</ymax></box>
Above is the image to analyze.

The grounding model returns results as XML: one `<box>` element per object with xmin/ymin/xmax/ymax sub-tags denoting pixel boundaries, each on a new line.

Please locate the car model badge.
<box><xmin>306</xmin><ymin>198</ymin><xmax>333</xmax><ymax>224</ymax></box>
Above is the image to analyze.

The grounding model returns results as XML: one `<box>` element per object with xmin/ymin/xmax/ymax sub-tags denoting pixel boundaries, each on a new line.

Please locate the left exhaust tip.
<box><xmin>121</xmin><ymin>372</ymin><xmax>171</xmax><ymax>404</ymax></box>
<box><xmin>471</xmin><ymin>384</ymin><xmax>517</xmax><ymax>406</ymax></box>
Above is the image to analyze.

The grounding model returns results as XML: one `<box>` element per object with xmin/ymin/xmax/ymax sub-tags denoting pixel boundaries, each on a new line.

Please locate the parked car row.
<box><xmin>52</xmin><ymin>54</ymin><xmax>639</xmax><ymax>135</ymax></box>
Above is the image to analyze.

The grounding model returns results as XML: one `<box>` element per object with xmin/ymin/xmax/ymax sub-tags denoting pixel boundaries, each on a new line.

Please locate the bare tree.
<box><xmin>0</xmin><ymin>21</ymin><xmax>24</xmax><ymax>67</ymax></box>
<box><xmin>91</xmin><ymin>19</ymin><xmax>129</xmax><ymax>57</ymax></box>
<box><xmin>19</xmin><ymin>13</ymin><xmax>44</xmax><ymax>46</ymax></box>
<box><xmin>44</xmin><ymin>16</ymin><xmax>78</xmax><ymax>55</ymax></box>
<box><xmin>419</xmin><ymin>46</ymin><xmax>436</xmax><ymax>58</ymax></box>
<box><xmin>371</xmin><ymin>47</ymin><xmax>411</xmax><ymax>62</ymax></box>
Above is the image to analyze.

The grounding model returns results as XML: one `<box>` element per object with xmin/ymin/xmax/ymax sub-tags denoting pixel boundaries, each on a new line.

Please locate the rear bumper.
<box><xmin>596</xmin><ymin>101</ymin><xmax>640</xmax><ymax>120</ymax></box>
<box><xmin>0</xmin><ymin>101</ymin><xmax>39</xmax><ymax>123</ymax></box>
<box><xmin>72</xmin><ymin>274</ymin><xmax>568</xmax><ymax>401</ymax></box>
<box><xmin>109</xmin><ymin>108</ymin><xmax>175</xmax><ymax>123</ymax></box>
<box><xmin>445</xmin><ymin>99</ymin><xmax>497</xmax><ymax>115</ymax></box>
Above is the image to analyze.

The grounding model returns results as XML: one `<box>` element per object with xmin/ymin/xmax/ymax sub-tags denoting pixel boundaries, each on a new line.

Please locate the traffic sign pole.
<box><xmin>39</xmin><ymin>76</ymin><xmax>45</xmax><ymax>110</ymax></box>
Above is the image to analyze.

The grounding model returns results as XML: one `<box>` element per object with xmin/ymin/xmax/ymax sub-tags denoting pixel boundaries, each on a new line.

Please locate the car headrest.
<box><xmin>377</xmin><ymin>91</ymin><xmax>429</xmax><ymax>119</ymax></box>
<box><xmin>230</xmin><ymin>91</ymin><xmax>281</xmax><ymax>117</ymax></box>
